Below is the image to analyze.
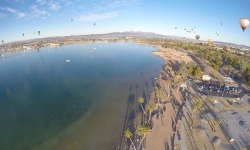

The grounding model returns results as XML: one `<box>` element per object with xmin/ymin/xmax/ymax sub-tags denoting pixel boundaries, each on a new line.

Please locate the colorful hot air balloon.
<box><xmin>208</xmin><ymin>39</ymin><xmax>212</xmax><ymax>44</ymax></box>
<box><xmin>195</xmin><ymin>35</ymin><xmax>200</xmax><ymax>40</ymax></box>
<box><xmin>1</xmin><ymin>40</ymin><xmax>4</xmax><ymax>44</ymax></box>
<box><xmin>239</xmin><ymin>18</ymin><xmax>249</xmax><ymax>32</ymax></box>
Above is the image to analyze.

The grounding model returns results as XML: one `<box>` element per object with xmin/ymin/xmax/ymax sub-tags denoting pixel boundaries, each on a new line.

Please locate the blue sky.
<box><xmin>0</xmin><ymin>0</ymin><xmax>250</xmax><ymax>46</ymax></box>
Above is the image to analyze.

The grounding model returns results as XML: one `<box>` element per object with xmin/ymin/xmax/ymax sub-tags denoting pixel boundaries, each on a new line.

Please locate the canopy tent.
<box><xmin>180</xmin><ymin>84</ymin><xmax>187</xmax><ymax>88</ymax></box>
<box><xmin>213</xmin><ymin>100</ymin><xmax>218</xmax><ymax>104</ymax></box>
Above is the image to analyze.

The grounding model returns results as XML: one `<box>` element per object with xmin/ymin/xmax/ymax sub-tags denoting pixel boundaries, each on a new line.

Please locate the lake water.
<box><xmin>0</xmin><ymin>42</ymin><xmax>164</xmax><ymax>150</ymax></box>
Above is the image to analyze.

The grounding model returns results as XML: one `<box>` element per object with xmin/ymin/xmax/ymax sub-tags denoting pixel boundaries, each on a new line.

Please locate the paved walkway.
<box><xmin>200</xmin><ymin>116</ymin><xmax>234</xmax><ymax>150</ymax></box>
<box><xmin>180</xmin><ymin>117</ymin><xmax>188</xmax><ymax>150</ymax></box>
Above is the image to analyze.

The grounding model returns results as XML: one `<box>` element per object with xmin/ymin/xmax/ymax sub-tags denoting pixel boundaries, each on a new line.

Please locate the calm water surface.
<box><xmin>0</xmin><ymin>42</ymin><xmax>163</xmax><ymax>150</ymax></box>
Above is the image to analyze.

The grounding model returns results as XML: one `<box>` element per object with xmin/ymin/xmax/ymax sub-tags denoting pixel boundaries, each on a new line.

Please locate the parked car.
<box><xmin>239</xmin><ymin>120</ymin><xmax>246</xmax><ymax>126</ymax></box>
<box><xmin>231</xmin><ymin>112</ymin><xmax>238</xmax><ymax>116</ymax></box>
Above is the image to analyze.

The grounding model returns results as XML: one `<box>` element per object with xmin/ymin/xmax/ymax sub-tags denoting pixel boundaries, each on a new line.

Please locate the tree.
<box><xmin>136</xmin><ymin>124</ymin><xmax>149</xmax><ymax>149</ymax></box>
<box><xmin>192</xmin><ymin>100</ymin><xmax>202</xmax><ymax>118</ymax></box>
<box><xmin>216</xmin><ymin>81</ymin><xmax>224</xmax><ymax>100</ymax></box>
<box><xmin>167</xmin><ymin>79</ymin><xmax>172</xmax><ymax>88</ymax></box>
<box><xmin>155</xmin><ymin>89</ymin><xmax>161</xmax><ymax>105</ymax></box>
<box><xmin>175</xmin><ymin>77</ymin><xmax>182</xmax><ymax>93</ymax></box>
<box><xmin>213</xmin><ymin>116</ymin><xmax>226</xmax><ymax>131</ymax></box>
<box><xmin>147</xmin><ymin>105</ymin><xmax>154</xmax><ymax>122</ymax></box>
<box><xmin>192</xmin><ymin>94</ymin><xmax>198</xmax><ymax>102</ymax></box>
<box><xmin>125</xmin><ymin>130</ymin><xmax>137</xmax><ymax>150</ymax></box>
<box><xmin>138</xmin><ymin>97</ymin><xmax>146</xmax><ymax>115</ymax></box>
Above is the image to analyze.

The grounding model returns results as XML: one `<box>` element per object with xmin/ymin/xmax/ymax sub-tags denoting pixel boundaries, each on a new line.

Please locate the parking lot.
<box><xmin>220</xmin><ymin>110</ymin><xmax>250</xmax><ymax>148</ymax></box>
<box><xmin>188</xmin><ymin>78</ymin><xmax>249</xmax><ymax>98</ymax></box>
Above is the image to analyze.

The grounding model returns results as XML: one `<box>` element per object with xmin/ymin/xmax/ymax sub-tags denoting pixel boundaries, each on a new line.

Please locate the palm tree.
<box><xmin>192</xmin><ymin>100</ymin><xmax>202</xmax><ymax>118</ymax></box>
<box><xmin>192</xmin><ymin>94</ymin><xmax>198</xmax><ymax>102</ymax></box>
<box><xmin>125</xmin><ymin>130</ymin><xmax>137</xmax><ymax>150</ymax></box>
<box><xmin>167</xmin><ymin>79</ymin><xmax>172</xmax><ymax>88</ymax></box>
<box><xmin>155</xmin><ymin>89</ymin><xmax>161</xmax><ymax>105</ymax></box>
<box><xmin>214</xmin><ymin>116</ymin><xmax>226</xmax><ymax>131</ymax></box>
<box><xmin>216</xmin><ymin>81</ymin><xmax>224</xmax><ymax>100</ymax></box>
<box><xmin>175</xmin><ymin>77</ymin><xmax>182</xmax><ymax>91</ymax></box>
<box><xmin>138</xmin><ymin>97</ymin><xmax>146</xmax><ymax>115</ymax></box>
<box><xmin>136</xmin><ymin>124</ymin><xmax>150</xmax><ymax>149</ymax></box>
<box><xmin>147</xmin><ymin>105</ymin><xmax>154</xmax><ymax>121</ymax></box>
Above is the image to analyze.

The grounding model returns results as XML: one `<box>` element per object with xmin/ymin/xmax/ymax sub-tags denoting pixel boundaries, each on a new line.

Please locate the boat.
<box><xmin>66</xmin><ymin>60</ymin><xmax>70</xmax><ymax>62</ymax></box>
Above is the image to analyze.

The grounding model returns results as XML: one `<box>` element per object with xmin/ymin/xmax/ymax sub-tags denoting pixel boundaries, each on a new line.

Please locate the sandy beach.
<box><xmin>141</xmin><ymin>43</ymin><xmax>194</xmax><ymax>150</ymax></box>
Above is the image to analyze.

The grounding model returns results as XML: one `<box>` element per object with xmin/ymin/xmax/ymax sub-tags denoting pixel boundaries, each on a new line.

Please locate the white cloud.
<box><xmin>0</xmin><ymin>13</ymin><xmax>6</xmax><ymax>18</ymax></box>
<box><xmin>108</xmin><ymin>0</ymin><xmax>140</xmax><ymax>8</ymax></box>
<box><xmin>49</xmin><ymin>2</ymin><xmax>61</xmax><ymax>10</ymax></box>
<box><xmin>16</xmin><ymin>0</ymin><xmax>24</xmax><ymax>2</ymax></box>
<box><xmin>30</xmin><ymin>5</ymin><xmax>47</xmax><ymax>17</ymax></box>
<box><xmin>78</xmin><ymin>11</ymin><xmax>119</xmax><ymax>21</ymax></box>
<box><xmin>1</xmin><ymin>7</ymin><xmax>17</xmax><ymax>13</ymax></box>
<box><xmin>65</xmin><ymin>1</ymin><xmax>72</xmax><ymax>6</ymax></box>
<box><xmin>36</xmin><ymin>0</ymin><xmax>47</xmax><ymax>5</ymax></box>
<box><xmin>18</xmin><ymin>12</ymin><xmax>25</xmax><ymax>17</ymax></box>
<box><xmin>6</xmin><ymin>7</ymin><xmax>17</xmax><ymax>13</ymax></box>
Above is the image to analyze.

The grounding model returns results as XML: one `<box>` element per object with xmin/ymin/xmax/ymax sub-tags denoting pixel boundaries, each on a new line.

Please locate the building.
<box><xmin>223</xmin><ymin>77</ymin><xmax>233</xmax><ymax>83</ymax></box>
<box><xmin>202</xmin><ymin>75</ymin><xmax>212</xmax><ymax>81</ymax></box>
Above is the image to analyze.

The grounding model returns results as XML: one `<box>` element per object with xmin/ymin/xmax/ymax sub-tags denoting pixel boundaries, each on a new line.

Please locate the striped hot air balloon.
<box><xmin>239</xmin><ymin>18</ymin><xmax>249</xmax><ymax>32</ymax></box>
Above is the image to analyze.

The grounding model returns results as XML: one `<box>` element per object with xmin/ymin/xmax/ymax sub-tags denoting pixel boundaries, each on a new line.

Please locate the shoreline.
<box><xmin>111</xmin><ymin>41</ymin><xmax>194</xmax><ymax>150</ymax></box>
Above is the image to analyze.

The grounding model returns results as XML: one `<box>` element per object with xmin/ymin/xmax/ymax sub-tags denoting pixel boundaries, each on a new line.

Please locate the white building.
<box><xmin>223</xmin><ymin>77</ymin><xmax>233</xmax><ymax>83</ymax></box>
<box><xmin>202</xmin><ymin>75</ymin><xmax>212</xmax><ymax>81</ymax></box>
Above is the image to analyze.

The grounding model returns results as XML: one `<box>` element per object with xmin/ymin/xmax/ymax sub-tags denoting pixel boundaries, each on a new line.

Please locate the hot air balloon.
<box><xmin>184</xmin><ymin>28</ymin><xmax>186</xmax><ymax>30</ymax></box>
<box><xmin>94</xmin><ymin>23</ymin><xmax>96</xmax><ymax>26</ymax></box>
<box><xmin>239</xmin><ymin>18</ymin><xmax>249</xmax><ymax>32</ymax></box>
<box><xmin>191</xmin><ymin>28</ymin><xmax>193</xmax><ymax>31</ymax></box>
<box><xmin>175</xmin><ymin>27</ymin><xmax>177</xmax><ymax>29</ymax></box>
<box><xmin>221</xmin><ymin>22</ymin><xmax>223</xmax><ymax>25</ymax></box>
<box><xmin>23</xmin><ymin>33</ymin><xmax>24</xmax><ymax>36</ymax></box>
<box><xmin>208</xmin><ymin>39</ymin><xmax>212</xmax><ymax>44</ymax></box>
<box><xmin>1</xmin><ymin>40</ymin><xmax>4</xmax><ymax>44</ymax></box>
<box><xmin>194</xmin><ymin>26</ymin><xmax>196</xmax><ymax>28</ymax></box>
<box><xmin>217</xmin><ymin>34</ymin><xmax>219</xmax><ymax>36</ymax></box>
<box><xmin>195</xmin><ymin>35</ymin><xmax>200</xmax><ymax>40</ymax></box>
<box><xmin>71</xmin><ymin>18</ymin><xmax>73</xmax><ymax>21</ymax></box>
<box><xmin>38</xmin><ymin>31</ymin><xmax>40</xmax><ymax>35</ymax></box>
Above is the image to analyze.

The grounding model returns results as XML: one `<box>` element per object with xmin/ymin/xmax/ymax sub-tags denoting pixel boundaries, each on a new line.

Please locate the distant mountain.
<box><xmin>3</xmin><ymin>31</ymin><xmax>249</xmax><ymax>48</ymax></box>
